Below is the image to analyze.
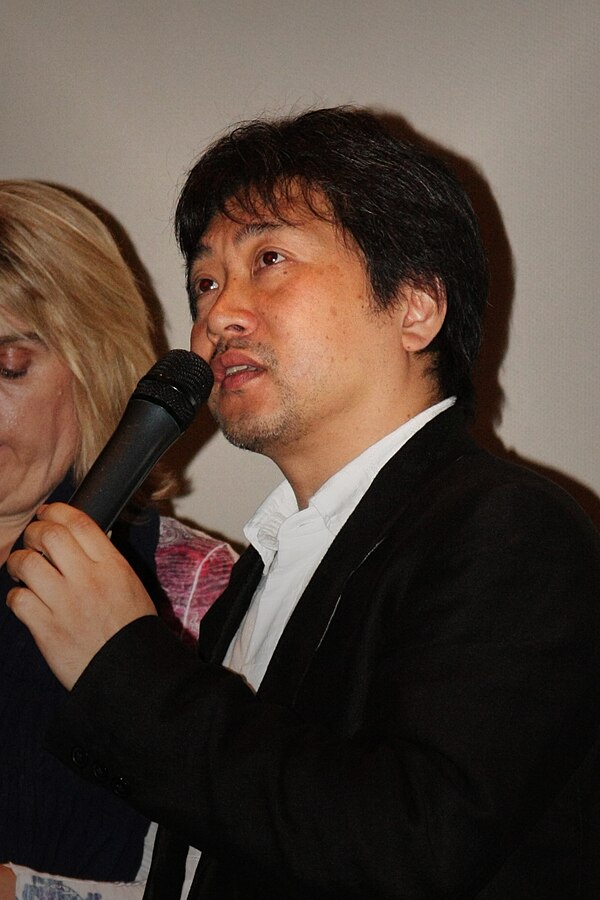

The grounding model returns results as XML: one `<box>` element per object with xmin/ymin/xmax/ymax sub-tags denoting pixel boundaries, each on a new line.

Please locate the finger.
<box><xmin>7</xmin><ymin>547</ymin><xmax>65</xmax><ymax>605</ymax></box>
<box><xmin>31</xmin><ymin>502</ymin><xmax>119</xmax><ymax>564</ymax></box>
<box><xmin>6</xmin><ymin>580</ymin><xmax>54</xmax><ymax>630</ymax></box>
<box><xmin>20</xmin><ymin>519</ymin><xmax>96</xmax><ymax>581</ymax></box>
<box><xmin>7</xmin><ymin>582</ymin><xmax>89</xmax><ymax>691</ymax></box>
<box><xmin>13</xmin><ymin>523</ymin><xmax>128</xmax><ymax>618</ymax></box>
<box><xmin>23</xmin><ymin>517</ymin><xmax>92</xmax><ymax>566</ymax></box>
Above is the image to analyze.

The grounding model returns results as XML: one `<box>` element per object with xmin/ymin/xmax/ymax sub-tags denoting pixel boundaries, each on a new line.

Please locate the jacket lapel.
<box><xmin>199</xmin><ymin>407</ymin><xmax>477</xmax><ymax>702</ymax></box>
<box><xmin>258</xmin><ymin>406</ymin><xmax>477</xmax><ymax>704</ymax></box>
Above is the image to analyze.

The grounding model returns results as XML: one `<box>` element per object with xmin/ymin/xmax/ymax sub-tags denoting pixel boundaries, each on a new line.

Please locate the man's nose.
<box><xmin>205</xmin><ymin>281</ymin><xmax>258</xmax><ymax>342</ymax></box>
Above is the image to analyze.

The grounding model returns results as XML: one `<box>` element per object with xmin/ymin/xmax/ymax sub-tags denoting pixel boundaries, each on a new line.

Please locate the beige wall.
<box><xmin>2</xmin><ymin>0</ymin><xmax>598</xmax><ymax>544</ymax></box>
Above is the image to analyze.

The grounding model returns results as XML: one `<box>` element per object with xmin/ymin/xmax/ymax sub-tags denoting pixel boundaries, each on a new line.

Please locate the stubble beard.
<box><xmin>209</xmin><ymin>379</ymin><xmax>309</xmax><ymax>456</ymax></box>
<box><xmin>208</xmin><ymin>340</ymin><xmax>303</xmax><ymax>454</ymax></box>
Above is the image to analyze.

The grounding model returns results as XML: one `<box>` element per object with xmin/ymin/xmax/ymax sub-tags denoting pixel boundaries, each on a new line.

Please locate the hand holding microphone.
<box><xmin>6</xmin><ymin>350</ymin><xmax>214</xmax><ymax>689</ymax></box>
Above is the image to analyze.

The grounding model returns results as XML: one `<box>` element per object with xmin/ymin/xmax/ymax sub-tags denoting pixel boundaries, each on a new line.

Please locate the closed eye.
<box><xmin>0</xmin><ymin>366</ymin><xmax>28</xmax><ymax>380</ymax></box>
<box><xmin>0</xmin><ymin>344</ymin><xmax>34</xmax><ymax>380</ymax></box>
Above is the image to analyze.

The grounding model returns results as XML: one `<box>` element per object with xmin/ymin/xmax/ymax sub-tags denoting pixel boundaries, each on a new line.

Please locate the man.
<box><xmin>7</xmin><ymin>108</ymin><xmax>600</xmax><ymax>899</ymax></box>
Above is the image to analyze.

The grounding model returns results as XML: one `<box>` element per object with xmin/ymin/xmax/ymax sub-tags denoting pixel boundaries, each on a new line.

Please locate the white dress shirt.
<box><xmin>224</xmin><ymin>397</ymin><xmax>455</xmax><ymax>691</ymax></box>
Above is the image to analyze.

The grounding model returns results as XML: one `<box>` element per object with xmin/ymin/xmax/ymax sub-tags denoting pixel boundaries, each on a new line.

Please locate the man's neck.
<box><xmin>275</xmin><ymin>392</ymin><xmax>445</xmax><ymax>509</ymax></box>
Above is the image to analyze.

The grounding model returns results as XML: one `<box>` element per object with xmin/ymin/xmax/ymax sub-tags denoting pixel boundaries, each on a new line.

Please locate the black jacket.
<box><xmin>48</xmin><ymin>408</ymin><xmax>600</xmax><ymax>897</ymax></box>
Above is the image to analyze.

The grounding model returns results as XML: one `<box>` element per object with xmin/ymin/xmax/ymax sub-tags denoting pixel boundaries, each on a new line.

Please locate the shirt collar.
<box><xmin>244</xmin><ymin>397</ymin><xmax>455</xmax><ymax>567</ymax></box>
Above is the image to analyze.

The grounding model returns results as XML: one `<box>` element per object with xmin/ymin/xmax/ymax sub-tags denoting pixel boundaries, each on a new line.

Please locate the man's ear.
<box><xmin>398</xmin><ymin>280</ymin><xmax>447</xmax><ymax>352</ymax></box>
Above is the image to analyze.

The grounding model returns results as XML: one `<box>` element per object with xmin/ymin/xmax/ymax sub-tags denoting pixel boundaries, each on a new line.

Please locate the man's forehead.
<box><xmin>194</xmin><ymin>189</ymin><xmax>336</xmax><ymax>258</ymax></box>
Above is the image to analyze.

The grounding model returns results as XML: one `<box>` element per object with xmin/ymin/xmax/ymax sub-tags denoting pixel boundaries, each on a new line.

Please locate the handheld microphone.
<box><xmin>69</xmin><ymin>349</ymin><xmax>214</xmax><ymax>532</ymax></box>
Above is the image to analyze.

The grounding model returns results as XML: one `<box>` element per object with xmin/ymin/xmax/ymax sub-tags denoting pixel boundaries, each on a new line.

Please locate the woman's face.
<box><xmin>0</xmin><ymin>320</ymin><xmax>79</xmax><ymax>523</ymax></box>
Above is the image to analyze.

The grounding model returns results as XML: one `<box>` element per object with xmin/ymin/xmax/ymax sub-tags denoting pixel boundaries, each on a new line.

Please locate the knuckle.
<box><xmin>74</xmin><ymin>512</ymin><xmax>100</xmax><ymax>536</ymax></box>
<box><xmin>22</xmin><ymin>519</ymin><xmax>42</xmax><ymax>546</ymax></box>
<box><xmin>36</xmin><ymin>521</ymin><xmax>66</xmax><ymax>552</ymax></box>
<box><xmin>40</xmin><ymin>501</ymin><xmax>91</xmax><ymax>530</ymax></box>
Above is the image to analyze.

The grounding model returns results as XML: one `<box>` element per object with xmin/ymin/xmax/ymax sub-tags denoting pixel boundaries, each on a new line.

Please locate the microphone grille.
<box><xmin>133</xmin><ymin>349</ymin><xmax>214</xmax><ymax>430</ymax></box>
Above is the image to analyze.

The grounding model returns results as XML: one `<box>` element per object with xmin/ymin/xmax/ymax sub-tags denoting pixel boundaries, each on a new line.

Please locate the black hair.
<box><xmin>176</xmin><ymin>106</ymin><xmax>489</xmax><ymax>409</ymax></box>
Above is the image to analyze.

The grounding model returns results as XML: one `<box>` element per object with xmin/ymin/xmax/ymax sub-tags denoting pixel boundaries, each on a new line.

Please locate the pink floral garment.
<box><xmin>155</xmin><ymin>516</ymin><xmax>237</xmax><ymax>645</ymax></box>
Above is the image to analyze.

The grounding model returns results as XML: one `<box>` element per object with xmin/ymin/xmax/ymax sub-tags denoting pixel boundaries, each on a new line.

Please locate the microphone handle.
<box><xmin>69</xmin><ymin>399</ymin><xmax>181</xmax><ymax>533</ymax></box>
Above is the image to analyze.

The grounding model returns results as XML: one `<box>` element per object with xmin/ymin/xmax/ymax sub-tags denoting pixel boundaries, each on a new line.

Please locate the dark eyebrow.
<box><xmin>190</xmin><ymin>221</ymin><xmax>284</xmax><ymax>267</ymax></box>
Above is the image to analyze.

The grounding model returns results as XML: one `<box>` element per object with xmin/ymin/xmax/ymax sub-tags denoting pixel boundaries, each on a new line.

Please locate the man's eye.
<box><xmin>195</xmin><ymin>277</ymin><xmax>218</xmax><ymax>295</ymax></box>
<box><xmin>258</xmin><ymin>250</ymin><xmax>285</xmax><ymax>268</ymax></box>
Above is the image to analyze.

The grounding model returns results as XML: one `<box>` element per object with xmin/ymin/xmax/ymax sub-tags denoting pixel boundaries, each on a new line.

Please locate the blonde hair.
<box><xmin>0</xmin><ymin>180</ymin><xmax>167</xmax><ymax>496</ymax></box>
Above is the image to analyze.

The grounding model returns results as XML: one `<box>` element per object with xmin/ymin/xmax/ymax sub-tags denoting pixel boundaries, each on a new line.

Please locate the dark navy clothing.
<box><xmin>0</xmin><ymin>477</ymin><xmax>162</xmax><ymax>880</ymax></box>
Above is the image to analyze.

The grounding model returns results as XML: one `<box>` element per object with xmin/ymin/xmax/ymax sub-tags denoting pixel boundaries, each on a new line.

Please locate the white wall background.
<box><xmin>2</xmin><ymin>0</ymin><xmax>598</xmax><ymax>545</ymax></box>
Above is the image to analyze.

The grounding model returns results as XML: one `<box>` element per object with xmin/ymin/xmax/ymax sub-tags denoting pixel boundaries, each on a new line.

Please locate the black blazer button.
<box><xmin>92</xmin><ymin>763</ymin><xmax>109</xmax><ymax>783</ymax></box>
<box><xmin>71</xmin><ymin>746</ymin><xmax>89</xmax><ymax>768</ymax></box>
<box><xmin>111</xmin><ymin>776</ymin><xmax>131</xmax><ymax>797</ymax></box>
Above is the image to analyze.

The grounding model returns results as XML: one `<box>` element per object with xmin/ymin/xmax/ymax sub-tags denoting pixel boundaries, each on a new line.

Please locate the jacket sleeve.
<box><xmin>45</xmin><ymin>478</ymin><xmax>600</xmax><ymax>898</ymax></box>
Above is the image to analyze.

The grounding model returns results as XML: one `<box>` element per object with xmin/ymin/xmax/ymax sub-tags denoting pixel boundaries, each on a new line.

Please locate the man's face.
<box><xmin>189</xmin><ymin>195</ymin><xmax>410</xmax><ymax>472</ymax></box>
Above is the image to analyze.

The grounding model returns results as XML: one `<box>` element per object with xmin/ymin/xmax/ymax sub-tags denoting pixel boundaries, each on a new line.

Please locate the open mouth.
<box><xmin>225</xmin><ymin>364</ymin><xmax>259</xmax><ymax>376</ymax></box>
<box><xmin>220</xmin><ymin>362</ymin><xmax>263</xmax><ymax>391</ymax></box>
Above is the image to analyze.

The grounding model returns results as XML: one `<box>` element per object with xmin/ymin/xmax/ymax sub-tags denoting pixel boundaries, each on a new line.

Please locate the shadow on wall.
<box><xmin>378</xmin><ymin>112</ymin><xmax>600</xmax><ymax>532</ymax></box>
<box><xmin>54</xmin><ymin>106</ymin><xmax>600</xmax><ymax>537</ymax></box>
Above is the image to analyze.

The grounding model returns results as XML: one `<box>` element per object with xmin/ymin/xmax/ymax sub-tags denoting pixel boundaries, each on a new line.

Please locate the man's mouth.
<box><xmin>225</xmin><ymin>364</ymin><xmax>259</xmax><ymax>377</ymax></box>
<box><xmin>221</xmin><ymin>363</ymin><xmax>262</xmax><ymax>390</ymax></box>
<box><xmin>212</xmin><ymin>350</ymin><xmax>265</xmax><ymax>389</ymax></box>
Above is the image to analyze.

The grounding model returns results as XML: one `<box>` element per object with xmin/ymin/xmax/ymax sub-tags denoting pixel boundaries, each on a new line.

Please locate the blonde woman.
<box><xmin>0</xmin><ymin>182</ymin><xmax>235</xmax><ymax>899</ymax></box>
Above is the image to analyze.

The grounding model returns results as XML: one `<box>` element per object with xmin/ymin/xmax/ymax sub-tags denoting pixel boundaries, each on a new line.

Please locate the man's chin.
<box><xmin>217</xmin><ymin>410</ymin><xmax>291</xmax><ymax>456</ymax></box>
<box><xmin>216</xmin><ymin>412</ymin><xmax>270</xmax><ymax>453</ymax></box>
<box><xmin>224</xmin><ymin>435</ymin><xmax>264</xmax><ymax>453</ymax></box>
<box><xmin>219</xmin><ymin>427</ymin><xmax>271</xmax><ymax>454</ymax></box>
